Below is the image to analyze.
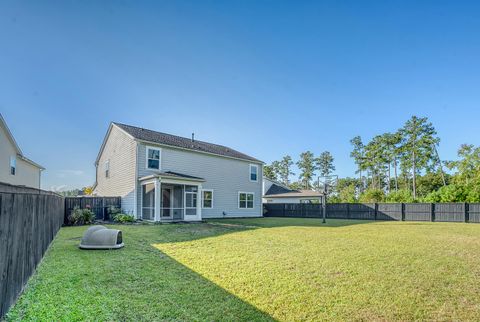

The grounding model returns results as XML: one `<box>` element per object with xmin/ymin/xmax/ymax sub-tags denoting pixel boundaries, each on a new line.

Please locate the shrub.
<box><xmin>107</xmin><ymin>206</ymin><xmax>121</xmax><ymax>216</ymax></box>
<box><xmin>424</xmin><ymin>184</ymin><xmax>468</xmax><ymax>202</ymax></box>
<box><xmin>113</xmin><ymin>213</ymin><xmax>135</xmax><ymax>223</ymax></box>
<box><xmin>359</xmin><ymin>189</ymin><xmax>385</xmax><ymax>203</ymax></box>
<box><xmin>385</xmin><ymin>189</ymin><xmax>414</xmax><ymax>203</ymax></box>
<box><xmin>68</xmin><ymin>207</ymin><xmax>96</xmax><ymax>225</ymax></box>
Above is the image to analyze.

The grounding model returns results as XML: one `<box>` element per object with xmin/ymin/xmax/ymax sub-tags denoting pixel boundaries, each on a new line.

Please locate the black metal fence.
<box><xmin>0</xmin><ymin>182</ymin><xmax>64</xmax><ymax>319</ymax></box>
<box><xmin>64</xmin><ymin>196</ymin><xmax>121</xmax><ymax>223</ymax></box>
<box><xmin>264</xmin><ymin>202</ymin><xmax>480</xmax><ymax>223</ymax></box>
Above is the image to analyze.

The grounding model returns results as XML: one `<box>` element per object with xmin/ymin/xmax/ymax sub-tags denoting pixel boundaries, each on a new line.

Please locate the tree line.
<box><xmin>263</xmin><ymin>115</ymin><xmax>480</xmax><ymax>203</ymax></box>
<box><xmin>263</xmin><ymin>151</ymin><xmax>335</xmax><ymax>191</ymax></box>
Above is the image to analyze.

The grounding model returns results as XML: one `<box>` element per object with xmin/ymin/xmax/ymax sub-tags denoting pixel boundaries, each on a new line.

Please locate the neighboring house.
<box><xmin>263</xmin><ymin>177</ymin><xmax>324</xmax><ymax>204</ymax></box>
<box><xmin>93</xmin><ymin>122</ymin><xmax>263</xmax><ymax>221</ymax></box>
<box><xmin>0</xmin><ymin>113</ymin><xmax>44</xmax><ymax>188</ymax></box>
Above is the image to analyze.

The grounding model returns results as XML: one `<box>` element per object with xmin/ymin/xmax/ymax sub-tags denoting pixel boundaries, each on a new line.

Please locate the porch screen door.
<box><xmin>162</xmin><ymin>188</ymin><xmax>172</xmax><ymax>217</ymax></box>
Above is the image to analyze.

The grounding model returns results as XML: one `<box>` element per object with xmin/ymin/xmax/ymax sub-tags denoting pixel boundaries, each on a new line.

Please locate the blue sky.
<box><xmin>1</xmin><ymin>1</ymin><xmax>479</xmax><ymax>190</ymax></box>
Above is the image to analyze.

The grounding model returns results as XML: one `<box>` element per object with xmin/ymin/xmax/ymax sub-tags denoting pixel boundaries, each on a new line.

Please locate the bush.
<box><xmin>107</xmin><ymin>206</ymin><xmax>121</xmax><ymax>216</ymax></box>
<box><xmin>113</xmin><ymin>213</ymin><xmax>135</xmax><ymax>223</ymax></box>
<box><xmin>385</xmin><ymin>189</ymin><xmax>414</xmax><ymax>203</ymax></box>
<box><xmin>68</xmin><ymin>207</ymin><xmax>95</xmax><ymax>225</ymax></box>
<box><xmin>359</xmin><ymin>189</ymin><xmax>385</xmax><ymax>203</ymax></box>
<box><xmin>424</xmin><ymin>184</ymin><xmax>468</xmax><ymax>202</ymax></box>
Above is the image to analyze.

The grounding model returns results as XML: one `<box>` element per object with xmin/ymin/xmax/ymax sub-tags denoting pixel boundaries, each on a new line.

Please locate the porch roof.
<box><xmin>139</xmin><ymin>171</ymin><xmax>205</xmax><ymax>182</ymax></box>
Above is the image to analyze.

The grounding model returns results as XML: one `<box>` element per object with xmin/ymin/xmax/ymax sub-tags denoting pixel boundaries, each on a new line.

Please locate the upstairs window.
<box><xmin>249</xmin><ymin>164</ymin><xmax>258</xmax><ymax>182</ymax></box>
<box><xmin>10</xmin><ymin>156</ymin><xmax>16</xmax><ymax>175</ymax></box>
<box><xmin>147</xmin><ymin>147</ymin><xmax>160</xmax><ymax>170</ymax></box>
<box><xmin>202</xmin><ymin>190</ymin><xmax>213</xmax><ymax>208</ymax></box>
<box><xmin>239</xmin><ymin>192</ymin><xmax>254</xmax><ymax>209</ymax></box>
<box><xmin>104</xmin><ymin>160</ymin><xmax>110</xmax><ymax>178</ymax></box>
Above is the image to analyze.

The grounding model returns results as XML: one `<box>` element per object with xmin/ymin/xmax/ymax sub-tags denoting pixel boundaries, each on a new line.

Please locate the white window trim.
<box><xmin>10</xmin><ymin>156</ymin><xmax>16</xmax><ymax>176</ymax></box>
<box><xmin>185</xmin><ymin>187</ymin><xmax>198</xmax><ymax>209</ymax></box>
<box><xmin>104</xmin><ymin>160</ymin><xmax>110</xmax><ymax>178</ymax></box>
<box><xmin>146</xmin><ymin>146</ymin><xmax>161</xmax><ymax>170</ymax></box>
<box><xmin>238</xmin><ymin>191</ymin><xmax>255</xmax><ymax>209</ymax></box>
<box><xmin>202</xmin><ymin>189</ymin><xmax>214</xmax><ymax>209</ymax></box>
<box><xmin>249</xmin><ymin>164</ymin><xmax>258</xmax><ymax>182</ymax></box>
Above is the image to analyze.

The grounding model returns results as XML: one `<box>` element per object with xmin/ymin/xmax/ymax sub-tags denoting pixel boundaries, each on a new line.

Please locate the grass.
<box><xmin>6</xmin><ymin>218</ymin><xmax>480</xmax><ymax>321</ymax></box>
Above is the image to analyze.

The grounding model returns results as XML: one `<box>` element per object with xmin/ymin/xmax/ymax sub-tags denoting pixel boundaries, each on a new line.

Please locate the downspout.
<box><xmin>133</xmin><ymin>142</ymin><xmax>139</xmax><ymax>218</ymax></box>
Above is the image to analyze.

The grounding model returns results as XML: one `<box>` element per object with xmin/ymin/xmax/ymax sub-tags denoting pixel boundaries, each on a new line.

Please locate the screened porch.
<box><xmin>141</xmin><ymin>181</ymin><xmax>201</xmax><ymax>222</ymax></box>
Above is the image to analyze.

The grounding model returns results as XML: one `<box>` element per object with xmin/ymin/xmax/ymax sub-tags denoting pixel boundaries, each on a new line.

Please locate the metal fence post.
<box><xmin>401</xmin><ymin>203</ymin><xmax>405</xmax><ymax>221</ymax></box>
<box><xmin>431</xmin><ymin>203</ymin><xmax>435</xmax><ymax>222</ymax></box>
<box><xmin>374</xmin><ymin>203</ymin><xmax>378</xmax><ymax>221</ymax></box>
<box><xmin>465</xmin><ymin>202</ymin><xmax>469</xmax><ymax>223</ymax></box>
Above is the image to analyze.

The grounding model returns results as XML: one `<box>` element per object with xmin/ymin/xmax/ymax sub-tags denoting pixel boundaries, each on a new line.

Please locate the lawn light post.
<box><xmin>318</xmin><ymin>175</ymin><xmax>338</xmax><ymax>224</ymax></box>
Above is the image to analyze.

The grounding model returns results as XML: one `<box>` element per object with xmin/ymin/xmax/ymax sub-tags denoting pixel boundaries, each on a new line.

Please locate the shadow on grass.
<box><xmin>6</xmin><ymin>224</ymin><xmax>275</xmax><ymax>321</ymax></box>
<box><xmin>205</xmin><ymin>217</ymin><xmax>375</xmax><ymax>229</ymax></box>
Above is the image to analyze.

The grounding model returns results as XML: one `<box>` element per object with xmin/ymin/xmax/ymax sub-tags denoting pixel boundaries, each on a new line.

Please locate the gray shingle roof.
<box><xmin>114</xmin><ymin>122</ymin><xmax>262</xmax><ymax>163</ymax></box>
<box><xmin>139</xmin><ymin>171</ymin><xmax>205</xmax><ymax>182</ymax></box>
<box><xmin>264</xmin><ymin>189</ymin><xmax>324</xmax><ymax>198</ymax></box>
<box><xmin>265</xmin><ymin>183</ymin><xmax>293</xmax><ymax>195</ymax></box>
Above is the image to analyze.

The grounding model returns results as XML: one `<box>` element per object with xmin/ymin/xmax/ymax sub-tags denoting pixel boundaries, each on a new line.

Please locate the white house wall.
<box><xmin>95</xmin><ymin>125</ymin><xmax>137</xmax><ymax>214</ymax></box>
<box><xmin>0</xmin><ymin>124</ymin><xmax>41</xmax><ymax>188</ymax></box>
<box><xmin>137</xmin><ymin>143</ymin><xmax>263</xmax><ymax>218</ymax></box>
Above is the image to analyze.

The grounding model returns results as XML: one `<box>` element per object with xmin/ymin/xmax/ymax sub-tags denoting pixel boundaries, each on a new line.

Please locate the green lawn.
<box><xmin>7</xmin><ymin>218</ymin><xmax>480</xmax><ymax>321</ymax></box>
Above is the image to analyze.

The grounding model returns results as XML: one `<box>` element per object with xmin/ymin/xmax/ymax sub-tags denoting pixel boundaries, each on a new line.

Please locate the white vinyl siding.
<box><xmin>137</xmin><ymin>143</ymin><xmax>262</xmax><ymax>218</ymax></box>
<box><xmin>0</xmin><ymin>124</ymin><xmax>41</xmax><ymax>188</ymax></box>
<box><xmin>95</xmin><ymin>125</ymin><xmax>137</xmax><ymax>215</ymax></box>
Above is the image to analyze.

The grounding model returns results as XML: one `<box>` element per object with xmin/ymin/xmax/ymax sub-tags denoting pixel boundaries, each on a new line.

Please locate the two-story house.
<box><xmin>0</xmin><ymin>113</ymin><xmax>44</xmax><ymax>188</ymax></box>
<box><xmin>93</xmin><ymin>122</ymin><xmax>263</xmax><ymax>221</ymax></box>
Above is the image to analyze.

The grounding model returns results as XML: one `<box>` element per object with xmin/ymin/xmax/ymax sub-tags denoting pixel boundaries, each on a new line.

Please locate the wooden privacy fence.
<box><xmin>64</xmin><ymin>196</ymin><xmax>121</xmax><ymax>223</ymax></box>
<box><xmin>0</xmin><ymin>182</ymin><xmax>64</xmax><ymax>319</ymax></box>
<box><xmin>263</xmin><ymin>202</ymin><xmax>480</xmax><ymax>223</ymax></box>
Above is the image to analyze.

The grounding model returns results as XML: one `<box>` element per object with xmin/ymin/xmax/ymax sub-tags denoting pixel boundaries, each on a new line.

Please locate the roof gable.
<box><xmin>0</xmin><ymin>113</ymin><xmax>44</xmax><ymax>170</ymax></box>
<box><xmin>0</xmin><ymin>113</ymin><xmax>22</xmax><ymax>154</ymax></box>
<box><xmin>265</xmin><ymin>183</ymin><xmax>293</xmax><ymax>195</ymax></box>
<box><xmin>113</xmin><ymin>122</ymin><xmax>262</xmax><ymax>163</ymax></box>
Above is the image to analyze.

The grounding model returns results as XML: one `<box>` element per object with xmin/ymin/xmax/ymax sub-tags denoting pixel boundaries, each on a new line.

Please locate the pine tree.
<box><xmin>297</xmin><ymin>151</ymin><xmax>315</xmax><ymax>189</ymax></box>
<box><xmin>399</xmin><ymin>116</ymin><xmax>440</xmax><ymax>199</ymax></box>
<box><xmin>350</xmin><ymin>136</ymin><xmax>366</xmax><ymax>191</ymax></box>
<box><xmin>315</xmin><ymin>151</ymin><xmax>335</xmax><ymax>177</ymax></box>
<box><xmin>277</xmin><ymin>156</ymin><xmax>294</xmax><ymax>186</ymax></box>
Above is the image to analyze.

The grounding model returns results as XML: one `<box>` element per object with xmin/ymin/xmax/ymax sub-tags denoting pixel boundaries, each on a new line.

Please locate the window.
<box><xmin>202</xmin><ymin>190</ymin><xmax>213</xmax><ymax>208</ymax></box>
<box><xmin>185</xmin><ymin>185</ymin><xmax>198</xmax><ymax>216</ymax></box>
<box><xmin>146</xmin><ymin>147</ymin><xmax>160</xmax><ymax>170</ymax></box>
<box><xmin>239</xmin><ymin>192</ymin><xmax>254</xmax><ymax>209</ymax></box>
<box><xmin>104</xmin><ymin>160</ymin><xmax>110</xmax><ymax>178</ymax></box>
<box><xmin>249</xmin><ymin>164</ymin><xmax>258</xmax><ymax>182</ymax></box>
<box><xmin>300</xmin><ymin>199</ymin><xmax>320</xmax><ymax>204</ymax></box>
<box><xmin>10</xmin><ymin>156</ymin><xmax>16</xmax><ymax>175</ymax></box>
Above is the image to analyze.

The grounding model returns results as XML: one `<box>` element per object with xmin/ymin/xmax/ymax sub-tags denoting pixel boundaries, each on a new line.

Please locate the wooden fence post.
<box><xmin>401</xmin><ymin>203</ymin><xmax>405</xmax><ymax>221</ymax></box>
<box><xmin>431</xmin><ymin>203</ymin><xmax>435</xmax><ymax>222</ymax></box>
<box><xmin>102</xmin><ymin>198</ymin><xmax>106</xmax><ymax>221</ymax></box>
<box><xmin>374</xmin><ymin>203</ymin><xmax>378</xmax><ymax>221</ymax></box>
